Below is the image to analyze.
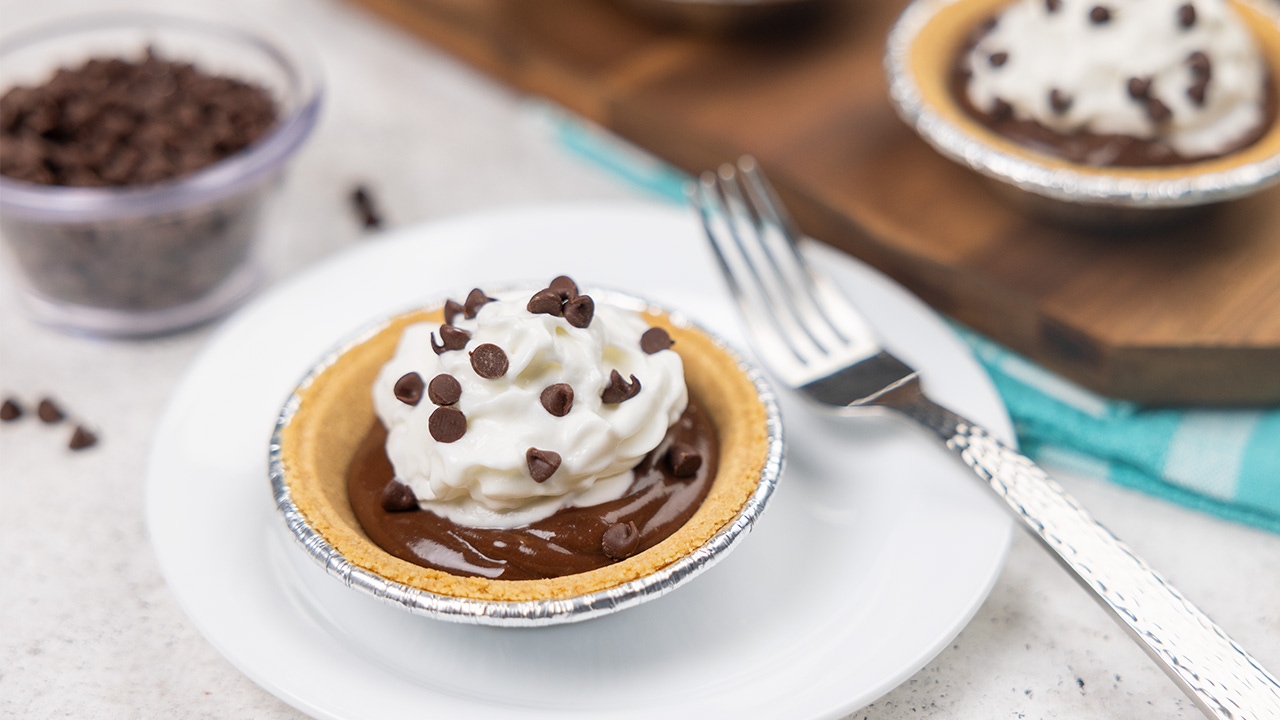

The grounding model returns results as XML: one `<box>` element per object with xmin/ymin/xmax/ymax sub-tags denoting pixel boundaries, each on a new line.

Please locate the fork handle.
<box><xmin>881</xmin><ymin>384</ymin><xmax>1280</xmax><ymax>720</ymax></box>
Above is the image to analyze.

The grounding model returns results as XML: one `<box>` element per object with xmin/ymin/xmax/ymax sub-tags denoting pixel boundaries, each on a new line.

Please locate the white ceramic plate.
<box><xmin>146</xmin><ymin>203</ymin><xmax>1014</xmax><ymax>720</ymax></box>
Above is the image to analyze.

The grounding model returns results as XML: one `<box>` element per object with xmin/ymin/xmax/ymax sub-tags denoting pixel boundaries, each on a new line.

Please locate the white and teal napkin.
<box><xmin>955</xmin><ymin>327</ymin><xmax>1280</xmax><ymax>533</ymax></box>
<box><xmin>540</xmin><ymin>106</ymin><xmax>1280</xmax><ymax>534</ymax></box>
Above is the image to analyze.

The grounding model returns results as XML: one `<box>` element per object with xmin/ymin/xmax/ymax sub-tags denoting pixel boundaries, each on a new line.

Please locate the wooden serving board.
<box><xmin>347</xmin><ymin>0</ymin><xmax>1280</xmax><ymax>405</ymax></box>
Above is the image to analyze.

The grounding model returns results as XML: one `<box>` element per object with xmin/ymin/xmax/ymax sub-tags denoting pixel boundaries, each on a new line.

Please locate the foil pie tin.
<box><xmin>268</xmin><ymin>290</ymin><xmax>785</xmax><ymax>627</ymax></box>
<box><xmin>885</xmin><ymin>0</ymin><xmax>1280</xmax><ymax>216</ymax></box>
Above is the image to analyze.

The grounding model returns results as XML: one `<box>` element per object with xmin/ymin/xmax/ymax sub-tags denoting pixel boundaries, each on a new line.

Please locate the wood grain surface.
<box><xmin>347</xmin><ymin>0</ymin><xmax>1280</xmax><ymax>405</ymax></box>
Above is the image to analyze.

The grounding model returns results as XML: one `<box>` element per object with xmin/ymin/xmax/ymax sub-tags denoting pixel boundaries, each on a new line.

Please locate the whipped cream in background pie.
<box><xmin>964</xmin><ymin>0</ymin><xmax>1267</xmax><ymax>158</ymax></box>
<box><xmin>371</xmin><ymin>283</ymin><xmax>688</xmax><ymax>529</ymax></box>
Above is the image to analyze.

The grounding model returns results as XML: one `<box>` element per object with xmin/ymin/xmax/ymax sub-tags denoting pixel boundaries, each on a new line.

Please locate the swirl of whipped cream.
<box><xmin>965</xmin><ymin>0</ymin><xmax>1267</xmax><ymax>158</ymax></box>
<box><xmin>371</xmin><ymin>287</ymin><xmax>688</xmax><ymax>529</ymax></box>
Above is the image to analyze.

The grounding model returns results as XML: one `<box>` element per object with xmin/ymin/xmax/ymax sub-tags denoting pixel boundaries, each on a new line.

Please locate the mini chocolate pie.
<box><xmin>951</xmin><ymin>0</ymin><xmax>1276</xmax><ymax>167</ymax></box>
<box><xmin>274</xmin><ymin>287</ymin><xmax>777</xmax><ymax>611</ymax></box>
<box><xmin>887</xmin><ymin>0</ymin><xmax>1280</xmax><ymax>208</ymax></box>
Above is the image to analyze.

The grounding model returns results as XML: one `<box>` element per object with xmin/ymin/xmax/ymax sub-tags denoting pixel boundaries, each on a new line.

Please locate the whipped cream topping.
<box><xmin>371</xmin><ymin>286</ymin><xmax>688</xmax><ymax>529</ymax></box>
<box><xmin>964</xmin><ymin>0</ymin><xmax>1267</xmax><ymax>158</ymax></box>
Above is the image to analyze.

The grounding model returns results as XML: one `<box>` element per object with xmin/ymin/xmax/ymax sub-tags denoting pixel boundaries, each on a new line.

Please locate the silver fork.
<box><xmin>691</xmin><ymin>156</ymin><xmax>1280</xmax><ymax>720</ymax></box>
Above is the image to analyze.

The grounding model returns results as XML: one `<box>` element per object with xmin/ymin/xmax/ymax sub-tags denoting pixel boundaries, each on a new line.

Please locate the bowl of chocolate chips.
<box><xmin>270</xmin><ymin>276</ymin><xmax>783</xmax><ymax>626</ymax></box>
<box><xmin>886</xmin><ymin>0</ymin><xmax>1280</xmax><ymax>219</ymax></box>
<box><xmin>0</xmin><ymin>13</ymin><xmax>321</xmax><ymax>336</ymax></box>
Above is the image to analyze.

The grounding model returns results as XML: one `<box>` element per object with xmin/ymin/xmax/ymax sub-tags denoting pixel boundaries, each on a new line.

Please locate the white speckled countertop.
<box><xmin>1</xmin><ymin>0</ymin><xmax>1278</xmax><ymax>717</ymax></box>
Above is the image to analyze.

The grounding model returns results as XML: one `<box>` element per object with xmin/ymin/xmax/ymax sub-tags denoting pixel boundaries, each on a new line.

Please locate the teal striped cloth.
<box><xmin>544</xmin><ymin>106</ymin><xmax>1280</xmax><ymax>534</ymax></box>
<box><xmin>955</xmin><ymin>327</ymin><xmax>1280</xmax><ymax>534</ymax></box>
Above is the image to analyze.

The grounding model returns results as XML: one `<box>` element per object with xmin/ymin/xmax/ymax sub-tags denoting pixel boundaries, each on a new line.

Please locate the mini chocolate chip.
<box><xmin>601</xmin><ymin>370</ymin><xmax>641</xmax><ymax>404</ymax></box>
<box><xmin>470</xmin><ymin>343</ymin><xmax>509</xmax><ymax>379</ymax></box>
<box><xmin>443</xmin><ymin>324</ymin><xmax>471</xmax><ymax>348</ymax></box>
<box><xmin>444</xmin><ymin>299</ymin><xmax>464</xmax><ymax>325</ymax></box>
<box><xmin>640</xmin><ymin>327</ymin><xmax>674</xmax><ymax>354</ymax></box>
<box><xmin>1146</xmin><ymin>97</ymin><xmax>1173</xmax><ymax>123</ymax></box>
<box><xmin>1187</xmin><ymin>51</ymin><xmax>1211</xmax><ymax>80</ymax></box>
<box><xmin>668</xmin><ymin>442</ymin><xmax>703</xmax><ymax>478</ymax></box>
<box><xmin>1089</xmin><ymin>6</ymin><xmax>1111</xmax><ymax>23</ymax></box>
<box><xmin>428</xmin><ymin>406</ymin><xmax>466</xmax><ymax>443</ymax></box>
<box><xmin>1188</xmin><ymin>80</ymin><xmax>1208</xmax><ymax>106</ymax></box>
<box><xmin>601</xmin><ymin>521</ymin><xmax>640</xmax><ymax>561</ymax></box>
<box><xmin>69</xmin><ymin>425</ymin><xmax>98</xmax><ymax>450</ymax></box>
<box><xmin>350</xmin><ymin>185</ymin><xmax>381</xmax><ymax>229</ymax></box>
<box><xmin>1045</xmin><ymin>0</ymin><xmax>1060</xmax><ymax>12</ymax></box>
<box><xmin>549</xmin><ymin>275</ymin><xmax>579</xmax><ymax>301</ymax></box>
<box><xmin>989</xmin><ymin>52</ymin><xmax>1009</xmax><ymax>68</ymax></box>
<box><xmin>990</xmin><ymin>98</ymin><xmax>1014</xmax><ymax>121</ymax></box>
<box><xmin>1178</xmin><ymin>3</ymin><xmax>1196</xmax><ymax>27</ymax></box>
<box><xmin>394</xmin><ymin>372</ymin><xmax>425</xmax><ymax>406</ymax></box>
<box><xmin>381</xmin><ymin>480</ymin><xmax>418</xmax><ymax>512</ymax></box>
<box><xmin>978</xmin><ymin>17</ymin><xmax>999</xmax><ymax>33</ymax></box>
<box><xmin>1128</xmin><ymin>77</ymin><xmax>1153</xmax><ymax>99</ymax></box>
<box><xmin>564</xmin><ymin>294</ymin><xmax>594</xmax><ymax>328</ymax></box>
<box><xmin>540</xmin><ymin>383</ymin><xmax>574</xmax><ymax>417</ymax></box>
<box><xmin>431</xmin><ymin>324</ymin><xmax>471</xmax><ymax>355</ymax></box>
<box><xmin>1</xmin><ymin>398</ymin><xmax>21</xmax><ymax>421</ymax></box>
<box><xmin>1049</xmin><ymin>89</ymin><xmax>1073</xmax><ymax>114</ymax></box>
<box><xmin>37</xmin><ymin>398</ymin><xmax>64</xmax><ymax>424</ymax></box>
<box><xmin>428</xmin><ymin>374</ymin><xmax>462</xmax><ymax>405</ymax></box>
<box><xmin>526</xmin><ymin>447</ymin><xmax>562</xmax><ymax>482</ymax></box>
<box><xmin>527</xmin><ymin>288</ymin><xmax>564</xmax><ymax>316</ymax></box>
<box><xmin>463</xmin><ymin>288</ymin><xmax>494</xmax><ymax>319</ymax></box>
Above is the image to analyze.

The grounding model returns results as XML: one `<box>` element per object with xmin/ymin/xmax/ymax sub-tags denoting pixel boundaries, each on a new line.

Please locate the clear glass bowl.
<box><xmin>0</xmin><ymin>13</ymin><xmax>322</xmax><ymax>337</ymax></box>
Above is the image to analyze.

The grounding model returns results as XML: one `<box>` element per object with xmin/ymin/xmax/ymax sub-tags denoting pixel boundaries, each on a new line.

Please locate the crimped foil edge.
<box><xmin>267</xmin><ymin>289</ymin><xmax>785</xmax><ymax>627</ymax></box>
<box><xmin>884</xmin><ymin>0</ymin><xmax>1280</xmax><ymax>208</ymax></box>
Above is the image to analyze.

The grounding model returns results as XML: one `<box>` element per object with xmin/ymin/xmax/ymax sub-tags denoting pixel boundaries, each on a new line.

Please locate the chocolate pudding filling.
<box><xmin>952</xmin><ymin>21</ymin><xmax>1277</xmax><ymax>167</ymax></box>
<box><xmin>348</xmin><ymin>396</ymin><xmax>719</xmax><ymax>581</ymax></box>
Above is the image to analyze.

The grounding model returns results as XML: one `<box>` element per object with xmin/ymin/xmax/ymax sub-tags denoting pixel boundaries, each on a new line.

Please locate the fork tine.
<box><xmin>689</xmin><ymin>173</ymin><xmax>810</xmax><ymax>380</ymax></box>
<box><xmin>691</xmin><ymin>158</ymin><xmax>885</xmax><ymax>387</ymax></box>
<box><xmin>736</xmin><ymin>156</ymin><xmax>876</xmax><ymax>348</ymax></box>
<box><xmin>712</xmin><ymin>164</ymin><xmax>831</xmax><ymax>365</ymax></box>
<box><xmin>731</xmin><ymin>161</ymin><xmax>847</xmax><ymax>353</ymax></box>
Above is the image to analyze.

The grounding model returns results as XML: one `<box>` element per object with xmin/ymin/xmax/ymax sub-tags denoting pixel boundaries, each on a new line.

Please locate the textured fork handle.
<box><xmin>880</xmin><ymin>384</ymin><xmax>1280</xmax><ymax>720</ymax></box>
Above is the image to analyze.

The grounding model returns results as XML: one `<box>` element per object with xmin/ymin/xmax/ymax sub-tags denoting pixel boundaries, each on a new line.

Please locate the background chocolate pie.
<box><xmin>887</xmin><ymin>0</ymin><xmax>1280</xmax><ymax>210</ymax></box>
